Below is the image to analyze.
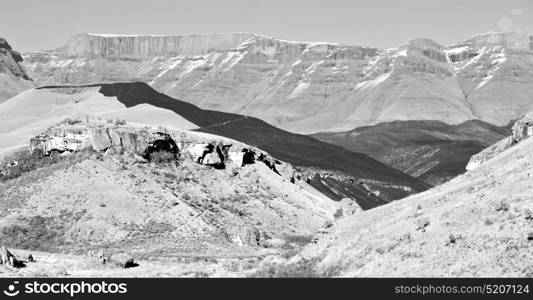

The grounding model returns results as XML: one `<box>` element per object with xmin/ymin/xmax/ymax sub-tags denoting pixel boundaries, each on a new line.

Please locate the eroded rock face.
<box><xmin>466</xmin><ymin>112</ymin><xmax>533</xmax><ymax>170</ymax></box>
<box><xmin>63</xmin><ymin>33</ymin><xmax>256</xmax><ymax>58</ymax></box>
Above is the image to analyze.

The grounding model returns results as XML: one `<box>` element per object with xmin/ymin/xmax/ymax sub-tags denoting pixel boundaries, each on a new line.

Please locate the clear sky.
<box><xmin>1</xmin><ymin>0</ymin><xmax>532</xmax><ymax>52</ymax></box>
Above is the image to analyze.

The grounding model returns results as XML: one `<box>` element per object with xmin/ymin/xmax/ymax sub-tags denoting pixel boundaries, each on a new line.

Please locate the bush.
<box><xmin>63</xmin><ymin>118</ymin><xmax>82</xmax><ymax>125</ymax></box>
<box><xmin>148</xmin><ymin>151</ymin><xmax>176</xmax><ymax>164</ymax></box>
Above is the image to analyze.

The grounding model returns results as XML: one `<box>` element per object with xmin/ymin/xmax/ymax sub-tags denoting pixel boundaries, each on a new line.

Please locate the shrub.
<box><xmin>148</xmin><ymin>151</ymin><xmax>176</xmax><ymax>164</ymax></box>
<box><xmin>284</xmin><ymin>234</ymin><xmax>314</xmax><ymax>247</ymax></box>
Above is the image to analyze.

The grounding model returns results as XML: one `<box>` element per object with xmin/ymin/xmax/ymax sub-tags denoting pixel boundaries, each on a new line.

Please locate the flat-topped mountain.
<box><xmin>22</xmin><ymin>31</ymin><xmax>533</xmax><ymax>133</ymax></box>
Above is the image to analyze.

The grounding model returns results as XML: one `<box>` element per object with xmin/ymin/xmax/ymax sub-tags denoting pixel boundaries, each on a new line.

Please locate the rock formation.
<box><xmin>109</xmin><ymin>253</ymin><xmax>136</xmax><ymax>268</ymax></box>
<box><xmin>312</xmin><ymin>119</ymin><xmax>508</xmax><ymax>185</ymax></box>
<box><xmin>224</xmin><ymin>225</ymin><xmax>261</xmax><ymax>246</ymax></box>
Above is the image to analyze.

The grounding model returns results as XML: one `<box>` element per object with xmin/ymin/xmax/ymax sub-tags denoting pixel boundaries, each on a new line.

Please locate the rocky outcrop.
<box><xmin>224</xmin><ymin>225</ymin><xmax>261</xmax><ymax>246</ymax></box>
<box><xmin>29</xmin><ymin>120</ymin><xmax>180</xmax><ymax>161</ymax></box>
<box><xmin>466</xmin><ymin>113</ymin><xmax>533</xmax><ymax>170</ymax></box>
<box><xmin>22</xmin><ymin>31</ymin><xmax>533</xmax><ymax>132</ymax></box>
<box><xmin>511</xmin><ymin>113</ymin><xmax>533</xmax><ymax>142</ymax></box>
<box><xmin>0</xmin><ymin>245</ymin><xmax>22</xmax><ymax>268</ymax></box>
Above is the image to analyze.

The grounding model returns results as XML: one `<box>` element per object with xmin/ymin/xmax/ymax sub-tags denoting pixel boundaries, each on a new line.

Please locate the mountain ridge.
<box><xmin>0</xmin><ymin>38</ymin><xmax>34</xmax><ymax>102</ymax></box>
<box><xmin>22</xmin><ymin>31</ymin><xmax>533</xmax><ymax>133</ymax></box>
<box><xmin>311</xmin><ymin>119</ymin><xmax>510</xmax><ymax>185</ymax></box>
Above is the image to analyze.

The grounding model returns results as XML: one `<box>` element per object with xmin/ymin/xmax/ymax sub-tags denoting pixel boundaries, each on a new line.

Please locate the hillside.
<box><xmin>312</xmin><ymin>120</ymin><xmax>509</xmax><ymax>185</ymax></box>
<box><xmin>95</xmin><ymin>82</ymin><xmax>429</xmax><ymax>207</ymax></box>
<box><xmin>295</xmin><ymin>131</ymin><xmax>533</xmax><ymax>277</ymax></box>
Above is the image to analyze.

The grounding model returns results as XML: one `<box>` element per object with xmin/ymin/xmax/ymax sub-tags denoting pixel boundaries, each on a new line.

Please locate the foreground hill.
<box><xmin>0</xmin><ymin>38</ymin><xmax>34</xmax><ymax>102</ymax></box>
<box><xmin>312</xmin><ymin>120</ymin><xmax>509</xmax><ymax>185</ymax></box>
<box><xmin>297</xmin><ymin>129</ymin><xmax>533</xmax><ymax>277</ymax></box>
<box><xmin>0</xmin><ymin>120</ymin><xmax>338</xmax><ymax>276</ymax></box>
<box><xmin>22</xmin><ymin>31</ymin><xmax>533</xmax><ymax>133</ymax></box>
<box><xmin>0</xmin><ymin>83</ymin><xmax>428</xmax><ymax>208</ymax></box>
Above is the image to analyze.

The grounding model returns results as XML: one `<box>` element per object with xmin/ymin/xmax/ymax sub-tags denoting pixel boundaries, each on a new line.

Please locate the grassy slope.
<box><xmin>301</xmin><ymin>136</ymin><xmax>533</xmax><ymax>277</ymax></box>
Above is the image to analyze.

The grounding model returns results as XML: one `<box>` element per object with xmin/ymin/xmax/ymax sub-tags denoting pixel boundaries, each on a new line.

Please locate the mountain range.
<box><xmin>22</xmin><ymin>31</ymin><xmax>533</xmax><ymax>134</ymax></box>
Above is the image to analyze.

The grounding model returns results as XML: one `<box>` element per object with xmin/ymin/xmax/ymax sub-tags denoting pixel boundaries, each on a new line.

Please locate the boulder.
<box><xmin>337</xmin><ymin>198</ymin><xmax>362</xmax><ymax>217</ymax></box>
<box><xmin>109</xmin><ymin>253</ymin><xmax>136</xmax><ymax>268</ymax></box>
<box><xmin>225</xmin><ymin>225</ymin><xmax>261</xmax><ymax>246</ymax></box>
<box><xmin>0</xmin><ymin>245</ymin><xmax>22</xmax><ymax>268</ymax></box>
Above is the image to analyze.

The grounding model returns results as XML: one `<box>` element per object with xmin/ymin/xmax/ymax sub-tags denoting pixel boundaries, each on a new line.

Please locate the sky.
<box><xmin>1</xmin><ymin>0</ymin><xmax>532</xmax><ymax>52</ymax></box>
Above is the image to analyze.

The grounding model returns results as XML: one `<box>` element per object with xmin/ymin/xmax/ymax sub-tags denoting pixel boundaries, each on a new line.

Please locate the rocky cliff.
<box><xmin>0</xmin><ymin>38</ymin><xmax>34</xmax><ymax>102</ymax></box>
<box><xmin>23</xmin><ymin>31</ymin><xmax>533</xmax><ymax>133</ymax></box>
